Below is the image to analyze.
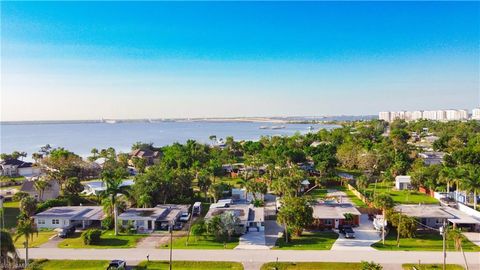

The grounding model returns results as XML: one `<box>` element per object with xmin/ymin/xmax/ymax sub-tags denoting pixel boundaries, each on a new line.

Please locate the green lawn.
<box><xmin>14</xmin><ymin>230</ymin><xmax>57</xmax><ymax>248</ymax></box>
<box><xmin>3</xmin><ymin>200</ymin><xmax>20</xmax><ymax>228</ymax></box>
<box><xmin>363</xmin><ymin>181</ymin><xmax>438</xmax><ymax>204</ymax></box>
<box><xmin>134</xmin><ymin>261</ymin><xmax>243</xmax><ymax>270</ymax></box>
<box><xmin>402</xmin><ymin>264</ymin><xmax>464</xmax><ymax>270</ymax></box>
<box><xmin>372</xmin><ymin>231</ymin><xmax>480</xmax><ymax>252</ymax></box>
<box><xmin>58</xmin><ymin>230</ymin><xmax>145</xmax><ymax>249</ymax></box>
<box><xmin>261</xmin><ymin>262</ymin><xmax>362</xmax><ymax>270</ymax></box>
<box><xmin>29</xmin><ymin>259</ymin><xmax>109</xmax><ymax>270</ymax></box>
<box><xmin>274</xmin><ymin>231</ymin><xmax>338</xmax><ymax>250</ymax></box>
<box><xmin>160</xmin><ymin>234</ymin><xmax>239</xmax><ymax>249</ymax></box>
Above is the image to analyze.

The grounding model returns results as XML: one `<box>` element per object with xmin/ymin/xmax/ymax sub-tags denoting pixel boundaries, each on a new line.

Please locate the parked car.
<box><xmin>173</xmin><ymin>222</ymin><xmax>183</xmax><ymax>230</ymax></box>
<box><xmin>179</xmin><ymin>212</ymin><xmax>191</xmax><ymax>222</ymax></box>
<box><xmin>58</xmin><ymin>226</ymin><xmax>75</xmax><ymax>238</ymax></box>
<box><xmin>339</xmin><ymin>225</ymin><xmax>355</xmax><ymax>238</ymax></box>
<box><xmin>106</xmin><ymin>260</ymin><xmax>126</xmax><ymax>270</ymax></box>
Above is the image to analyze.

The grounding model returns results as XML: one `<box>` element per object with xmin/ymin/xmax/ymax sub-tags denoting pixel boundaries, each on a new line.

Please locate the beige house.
<box><xmin>20</xmin><ymin>179</ymin><xmax>60</xmax><ymax>201</ymax></box>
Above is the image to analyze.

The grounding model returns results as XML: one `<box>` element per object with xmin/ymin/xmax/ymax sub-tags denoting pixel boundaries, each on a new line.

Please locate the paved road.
<box><xmin>18</xmin><ymin>248</ymin><xmax>480</xmax><ymax>268</ymax></box>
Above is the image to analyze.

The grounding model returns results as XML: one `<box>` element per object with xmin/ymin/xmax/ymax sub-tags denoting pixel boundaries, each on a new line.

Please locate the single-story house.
<box><xmin>310</xmin><ymin>202</ymin><xmax>361</xmax><ymax>229</ymax></box>
<box><xmin>395</xmin><ymin>204</ymin><xmax>480</xmax><ymax>231</ymax></box>
<box><xmin>0</xmin><ymin>159</ymin><xmax>41</xmax><ymax>177</ymax></box>
<box><xmin>418</xmin><ymin>152</ymin><xmax>445</xmax><ymax>166</ymax></box>
<box><xmin>20</xmin><ymin>179</ymin><xmax>60</xmax><ymax>201</ymax></box>
<box><xmin>118</xmin><ymin>204</ymin><xmax>189</xmax><ymax>233</ymax></box>
<box><xmin>204</xmin><ymin>202</ymin><xmax>264</xmax><ymax>234</ymax></box>
<box><xmin>395</xmin><ymin>176</ymin><xmax>412</xmax><ymax>190</ymax></box>
<box><xmin>33</xmin><ymin>206</ymin><xmax>105</xmax><ymax>229</ymax></box>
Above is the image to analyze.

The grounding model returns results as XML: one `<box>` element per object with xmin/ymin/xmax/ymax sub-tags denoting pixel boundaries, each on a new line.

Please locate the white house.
<box><xmin>118</xmin><ymin>204</ymin><xmax>189</xmax><ymax>233</ymax></box>
<box><xmin>204</xmin><ymin>202</ymin><xmax>264</xmax><ymax>234</ymax></box>
<box><xmin>33</xmin><ymin>206</ymin><xmax>105</xmax><ymax>229</ymax></box>
<box><xmin>395</xmin><ymin>175</ymin><xmax>412</xmax><ymax>190</ymax></box>
<box><xmin>82</xmin><ymin>179</ymin><xmax>134</xmax><ymax>196</ymax></box>
<box><xmin>0</xmin><ymin>159</ymin><xmax>41</xmax><ymax>177</ymax></box>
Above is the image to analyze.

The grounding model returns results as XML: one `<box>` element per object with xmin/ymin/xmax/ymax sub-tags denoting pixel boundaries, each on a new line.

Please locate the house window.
<box><xmin>52</xmin><ymin>219</ymin><xmax>59</xmax><ymax>225</ymax></box>
<box><xmin>38</xmin><ymin>219</ymin><xmax>45</xmax><ymax>225</ymax></box>
<box><xmin>136</xmin><ymin>220</ymin><xmax>145</xmax><ymax>227</ymax></box>
<box><xmin>436</xmin><ymin>219</ymin><xmax>443</xmax><ymax>224</ymax></box>
<box><xmin>324</xmin><ymin>219</ymin><xmax>332</xmax><ymax>225</ymax></box>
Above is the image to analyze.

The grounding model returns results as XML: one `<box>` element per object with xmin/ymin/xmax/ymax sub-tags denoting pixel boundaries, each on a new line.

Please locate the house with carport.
<box><xmin>33</xmin><ymin>206</ymin><xmax>105</xmax><ymax>229</ymax></box>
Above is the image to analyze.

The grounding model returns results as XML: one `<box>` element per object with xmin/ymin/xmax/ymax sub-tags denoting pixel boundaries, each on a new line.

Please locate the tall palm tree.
<box><xmin>33</xmin><ymin>179</ymin><xmax>51</xmax><ymax>201</ymax></box>
<box><xmin>1</xmin><ymin>230</ymin><xmax>18</xmax><ymax>268</ymax></box>
<box><xmin>373</xmin><ymin>194</ymin><xmax>394</xmax><ymax>245</ymax></box>
<box><xmin>461</xmin><ymin>165</ymin><xmax>480</xmax><ymax>209</ymax></box>
<box><xmin>14</xmin><ymin>218</ymin><xmax>38</xmax><ymax>267</ymax></box>
<box><xmin>102</xmin><ymin>168</ymin><xmax>130</xmax><ymax>235</ymax></box>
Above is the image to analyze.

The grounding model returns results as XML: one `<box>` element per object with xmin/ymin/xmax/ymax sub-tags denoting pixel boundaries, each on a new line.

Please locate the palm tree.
<box><xmin>1</xmin><ymin>230</ymin><xmax>18</xmax><ymax>268</ymax></box>
<box><xmin>15</xmin><ymin>218</ymin><xmax>38</xmax><ymax>267</ymax></box>
<box><xmin>439</xmin><ymin>166</ymin><xmax>458</xmax><ymax>194</ymax></box>
<box><xmin>33</xmin><ymin>179</ymin><xmax>51</xmax><ymax>201</ymax></box>
<box><xmin>373</xmin><ymin>194</ymin><xmax>394</xmax><ymax>245</ymax></box>
<box><xmin>101</xmin><ymin>168</ymin><xmax>130</xmax><ymax>235</ymax></box>
<box><xmin>461</xmin><ymin>165</ymin><xmax>480</xmax><ymax>209</ymax></box>
<box><xmin>20</xmin><ymin>196</ymin><xmax>37</xmax><ymax>218</ymax></box>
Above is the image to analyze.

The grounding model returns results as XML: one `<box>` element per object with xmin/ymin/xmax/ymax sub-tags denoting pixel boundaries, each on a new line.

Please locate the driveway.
<box><xmin>463</xmin><ymin>232</ymin><xmax>480</xmax><ymax>247</ymax></box>
<box><xmin>331</xmin><ymin>214</ymin><xmax>381</xmax><ymax>251</ymax></box>
<box><xmin>235</xmin><ymin>230</ymin><xmax>269</xmax><ymax>250</ymax></box>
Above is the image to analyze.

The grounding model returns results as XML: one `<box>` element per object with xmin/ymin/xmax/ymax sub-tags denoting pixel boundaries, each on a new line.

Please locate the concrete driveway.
<box><xmin>235</xmin><ymin>231</ymin><xmax>269</xmax><ymax>250</ymax></box>
<box><xmin>331</xmin><ymin>214</ymin><xmax>381</xmax><ymax>251</ymax></box>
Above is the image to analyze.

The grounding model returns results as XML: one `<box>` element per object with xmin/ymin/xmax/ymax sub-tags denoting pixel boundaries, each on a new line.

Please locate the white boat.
<box><xmin>308</xmin><ymin>126</ymin><xmax>314</xmax><ymax>131</ymax></box>
<box><xmin>259</xmin><ymin>126</ymin><xmax>270</xmax><ymax>129</ymax></box>
<box><xmin>271</xmin><ymin>125</ymin><xmax>285</xmax><ymax>129</ymax></box>
<box><xmin>104</xmin><ymin>120</ymin><xmax>117</xmax><ymax>124</ymax></box>
<box><xmin>373</xmin><ymin>215</ymin><xmax>387</xmax><ymax>231</ymax></box>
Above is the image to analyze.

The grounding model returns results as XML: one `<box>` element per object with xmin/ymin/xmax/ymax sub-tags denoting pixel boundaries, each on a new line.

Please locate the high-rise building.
<box><xmin>411</xmin><ymin>111</ymin><xmax>423</xmax><ymax>120</ymax></box>
<box><xmin>423</xmin><ymin>110</ymin><xmax>437</xmax><ymax>120</ymax></box>
<box><xmin>472</xmin><ymin>108</ymin><xmax>480</xmax><ymax>120</ymax></box>
<box><xmin>379</xmin><ymin>111</ymin><xmax>391</xmax><ymax>122</ymax></box>
<box><xmin>436</xmin><ymin>110</ymin><xmax>446</xmax><ymax>121</ymax></box>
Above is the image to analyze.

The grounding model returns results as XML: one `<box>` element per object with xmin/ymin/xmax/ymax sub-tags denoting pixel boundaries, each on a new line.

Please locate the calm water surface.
<box><xmin>0</xmin><ymin>122</ymin><xmax>338</xmax><ymax>159</ymax></box>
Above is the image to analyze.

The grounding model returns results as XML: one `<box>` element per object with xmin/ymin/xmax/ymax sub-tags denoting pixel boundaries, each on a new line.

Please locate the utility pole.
<box><xmin>440</xmin><ymin>220</ymin><xmax>446</xmax><ymax>270</ymax></box>
<box><xmin>396</xmin><ymin>211</ymin><xmax>402</xmax><ymax>247</ymax></box>
<box><xmin>169</xmin><ymin>222</ymin><xmax>173</xmax><ymax>270</ymax></box>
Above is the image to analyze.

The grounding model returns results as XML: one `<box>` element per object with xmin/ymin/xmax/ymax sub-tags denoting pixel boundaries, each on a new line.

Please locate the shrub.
<box><xmin>252</xmin><ymin>199</ymin><xmax>264</xmax><ymax>207</ymax></box>
<box><xmin>101</xmin><ymin>216</ymin><xmax>114</xmax><ymax>230</ymax></box>
<box><xmin>360</xmin><ymin>261</ymin><xmax>383</xmax><ymax>270</ymax></box>
<box><xmin>12</xmin><ymin>191</ymin><xmax>30</xmax><ymax>202</ymax></box>
<box><xmin>82</xmin><ymin>229</ymin><xmax>102</xmax><ymax>245</ymax></box>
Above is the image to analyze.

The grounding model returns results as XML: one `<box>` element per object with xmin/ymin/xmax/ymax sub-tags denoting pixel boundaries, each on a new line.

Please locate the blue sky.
<box><xmin>1</xmin><ymin>1</ymin><xmax>479</xmax><ymax>120</ymax></box>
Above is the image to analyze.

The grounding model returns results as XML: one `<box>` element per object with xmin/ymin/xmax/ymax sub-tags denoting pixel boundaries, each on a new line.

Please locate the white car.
<box><xmin>179</xmin><ymin>212</ymin><xmax>191</xmax><ymax>222</ymax></box>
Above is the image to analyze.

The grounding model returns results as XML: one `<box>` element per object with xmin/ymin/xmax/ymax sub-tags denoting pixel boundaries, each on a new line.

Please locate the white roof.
<box><xmin>301</xmin><ymin>179</ymin><xmax>310</xmax><ymax>185</ymax></box>
<box><xmin>193</xmin><ymin>202</ymin><xmax>201</xmax><ymax>207</ymax></box>
<box><xmin>395</xmin><ymin>175</ymin><xmax>411</xmax><ymax>182</ymax></box>
<box><xmin>34</xmin><ymin>206</ymin><xmax>104</xmax><ymax>221</ymax></box>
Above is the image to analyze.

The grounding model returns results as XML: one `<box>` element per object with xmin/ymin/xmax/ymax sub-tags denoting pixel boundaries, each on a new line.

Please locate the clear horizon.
<box><xmin>2</xmin><ymin>1</ymin><xmax>479</xmax><ymax>121</ymax></box>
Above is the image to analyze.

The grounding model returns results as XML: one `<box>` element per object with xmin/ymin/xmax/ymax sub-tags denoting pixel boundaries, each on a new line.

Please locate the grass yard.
<box><xmin>402</xmin><ymin>264</ymin><xmax>464</xmax><ymax>270</ymax></box>
<box><xmin>3</xmin><ymin>200</ymin><xmax>20</xmax><ymax>229</ymax></box>
<box><xmin>58</xmin><ymin>230</ymin><xmax>145</xmax><ymax>248</ymax></box>
<box><xmin>160</xmin><ymin>234</ymin><xmax>239</xmax><ymax>249</ymax></box>
<box><xmin>134</xmin><ymin>261</ymin><xmax>243</xmax><ymax>270</ymax></box>
<box><xmin>14</xmin><ymin>230</ymin><xmax>57</xmax><ymax>248</ymax></box>
<box><xmin>274</xmin><ymin>231</ymin><xmax>338</xmax><ymax>250</ymax></box>
<box><xmin>364</xmin><ymin>181</ymin><xmax>438</xmax><ymax>204</ymax></box>
<box><xmin>261</xmin><ymin>262</ymin><xmax>363</xmax><ymax>270</ymax></box>
<box><xmin>372</xmin><ymin>231</ymin><xmax>480</xmax><ymax>252</ymax></box>
<box><xmin>29</xmin><ymin>259</ymin><xmax>109</xmax><ymax>270</ymax></box>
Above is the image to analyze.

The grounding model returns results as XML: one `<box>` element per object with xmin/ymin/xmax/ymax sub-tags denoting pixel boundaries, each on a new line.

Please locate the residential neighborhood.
<box><xmin>1</xmin><ymin>1</ymin><xmax>480</xmax><ymax>269</ymax></box>
<box><xmin>1</xmin><ymin>117</ymin><xmax>480</xmax><ymax>270</ymax></box>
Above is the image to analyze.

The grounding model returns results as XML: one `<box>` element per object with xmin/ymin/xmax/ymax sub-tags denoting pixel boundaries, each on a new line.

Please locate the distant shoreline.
<box><xmin>0</xmin><ymin>115</ymin><xmax>376</xmax><ymax>125</ymax></box>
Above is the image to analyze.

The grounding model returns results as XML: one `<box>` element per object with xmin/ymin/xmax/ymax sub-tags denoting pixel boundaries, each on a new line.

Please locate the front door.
<box><xmin>334</xmin><ymin>219</ymin><xmax>339</xmax><ymax>229</ymax></box>
<box><xmin>148</xmin><ymin>220</ymin><xmax>152</xmax><ymax>230</ymax></box>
